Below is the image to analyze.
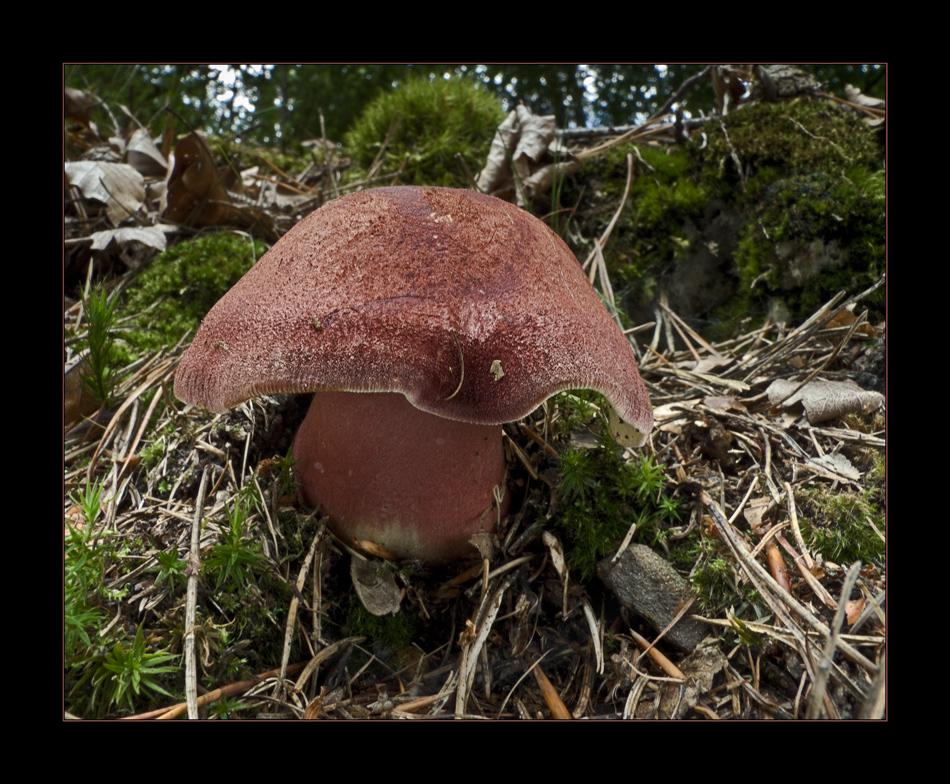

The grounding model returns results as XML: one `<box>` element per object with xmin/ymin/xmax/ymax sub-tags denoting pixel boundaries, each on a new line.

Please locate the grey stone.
<box><xmin>598</xmin><ymin>544</ymin><xmax>707</xmax><ymax>652</ymax></box>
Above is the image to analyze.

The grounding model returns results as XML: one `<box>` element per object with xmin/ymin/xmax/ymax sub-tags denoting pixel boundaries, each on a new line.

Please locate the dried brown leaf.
<box><xmin>477</xmin><ymin>109</ymin><xmax>520</xmax><ymax>196</ymax></box>
<box><xmin>704</xmin><ymin>395</ymin><xmax>745</xmax><ymax>413</ymax></box>
<box><xmin>824</xmin><ymin>307</ymin><xmax>879</xmax><ymax>337</ymax></box>
<box><xmin>88</xmin><ymin>224</ymin><xmax>176</xmax><ymax>252</ymax></box>
<box><xmin>845</xmin><ymin>597</ymin><xmax>865</xmax><ymax>625</ymax></box>
<box><xmin>657</xmin><ymin>643</ymin><xmax>726</xmax><ymax>719</ymax></box>
<box><xmin>350</xmin><ymin>557</ymin><xmax>402</xmax><ymax>616</ymax></box>
<box><xmin>807</xmin><ymin>452</ymin><xmax>861</xmax><ymax>482</ymax></box>
<box><xmin>65</xmin><ymin>356</ymin><xmax>99</xmax><ymax>427</ymax></box>
<box><xmin>127</xmin><ymin>128</ymin><xmax>168</xmax><ymax>177</ymax></box>
<box><xmin>742</xmin><ymin>497</ymin><xmax>771</xmax><ymax>530</ymax></box>
<box><xmin>694</xmin><ymin>355</ymin><xmax>733</xmax><ymax>374</ymax></box>
<box><xmin>767</xmin><ymin>378</ymin><xmax>884</xmax><ymax>424</ymax></box>
<box><xmin>476</xmin><ymin>103</ymin><xmax>570</xmax><ymax>204</ymax></box>
<box><xmin>163</xmin><ymin>132</ymin><xmax>232</xmax><ymax>226</ymax></box>
<box><xmin>65</xmin><ymin>87</ymin><xmax>98</xmax><ymax>124</ymax></box>
<box><xmin>65</xmin><ymin>161</ymin><xmax>145</xmax><ymax>226</ymax></box>
<box><xmin>844</xmin><ymin>85</ymin><xmax>885</xmax><ymax>110</ymax></box>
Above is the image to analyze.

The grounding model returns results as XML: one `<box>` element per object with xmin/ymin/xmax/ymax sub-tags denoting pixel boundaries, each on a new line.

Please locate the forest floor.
<box><xmin>65</xmin><ymin>273</ymin><xmax>885</xmax><ymax>719</ymax></box>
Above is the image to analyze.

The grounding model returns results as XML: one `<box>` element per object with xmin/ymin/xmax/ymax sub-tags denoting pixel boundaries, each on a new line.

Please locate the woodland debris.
<box><xmin>598</xmin><ymin>544</ymin><xmax>707</xmax><ymax>653</ymax></box>
<box><xmin>767</xmin><ymin>378</ymin><xmax>885</xmax><ymax>425</ymax></box>
<box><xmin>477</xmin><ymin>103</ymin><xmax>580</xmax><ymax>205</ymax></box>
<box><xmin>65</xmin><ymin>161</ymin><xmax>145</xmax><ymax>226</ymax></box>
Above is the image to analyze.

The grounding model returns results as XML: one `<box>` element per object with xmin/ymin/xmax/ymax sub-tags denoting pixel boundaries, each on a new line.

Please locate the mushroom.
<box><xmin>175</xmin><ymin>186</ymin><xmax>652</xmax><ymax>560</ymax></box>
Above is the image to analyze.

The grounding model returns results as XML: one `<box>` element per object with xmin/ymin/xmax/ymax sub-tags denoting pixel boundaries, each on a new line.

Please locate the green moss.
<box><xmin>569</xmin><ymin>98</ymin><xmax>884</xmax><ymax>340</ymax></box>
<box><xmin>703</xmin><ymin>100</ymin><xmax>880</xmax><ymax>182</ymax></box>
<box><xmin>733</xmin><ymin>167</ymin><xmax>885</xmax><ymax>317</ymax></box>
<box><xmin>139</xmin><ymin>423</ymin><xmax>174</xmax><ymax>470</ymax></box>
<box><xmin>550</xmin><ymin>392</ymin><xmax>682</xmax><ymax>581</ymax></box>
<box><xmin>345</xmin><ymin>598</ymin><xmax>418</xmax><ymax>664</ymax></box>
<box><xmin>576</xmin><ymin>142</ymin><xmax>713</xmax><ymax>312</ymax></box>
<box><xmin>612</xmin><ymin>143</ymin><xmax>708</xmax><ymax>239</ymax></box>
<box><xmin>118</xmin><ymin>232</ymin><xmax>267</xmax><ymax>361</ymax></box>
<box><xmin>705</xmin><ymin>101</ymin><xmax>884</xmax><ymax>324</ymax></box>
<box><xmin>689</xmin><ymin>553</ymin><xmax>743</xmax><ymax>612</ymax></box>
<box><xmin>344</xmin><ymin>76</ymin><xmax>506</xmax><ymax>188</ymax></box>
<box><xmin>790</xmin><ymin>408</ymin><xmax>884</xmax><ymax>567</ymax></box>
<box><xmin>796</xmin><ymin>471</ymin><xmax>885</xmax><ymax>566</ymax></box>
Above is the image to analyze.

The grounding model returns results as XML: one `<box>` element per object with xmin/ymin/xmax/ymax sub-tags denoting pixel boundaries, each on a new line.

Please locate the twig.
<box><xmin>700</xmin><ymin>490</ymin><xmax>878</xmax><ymax>676</ymax></box>
<box><xmin>807</xmin><ymin>561</ymin><xmax>862</xmax><ymax>718</ymax></box>
<box><xmin>650</xmin><ymin>66</ymin><xmax>712</xmax><ymax>122</ymax></box>
<box><xmin>184</xmin><ymin>466</ymin><xmax>210</xmax><ymax>720</ymax></box>
<box><xmin>456</xmin><ymin>576</ymin><xmax>511</xmax><ymax>715</ymax></box>
<box><xmin>280</xmin><ymin>527</ymin><xmax>322</xmax><ymax>682</ymax></box>
<box><xmin>784</xmin><ymin>481</ymin><xmax>814</xmax><ymax>570</ymax></box>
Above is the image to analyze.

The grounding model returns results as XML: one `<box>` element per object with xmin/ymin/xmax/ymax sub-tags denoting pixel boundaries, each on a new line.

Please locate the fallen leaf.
<box><xmin>127</xmin><ymin>128</ymin><xmax>168</xmax><ymax>177</ymax></box>
<box><xmin>824</xmin><ymin>307</ymin><xmax>879</xmax><ymax>337</ymax></box>
<box><xmin>65</xmin><ymin>87</ymin><xmax>97</xmax><ymax>124</ymax></box>
<box><xmin>543</xmin><ymin>531</ymin><xmax>567</xmax><ymax>581</ymax></box>
<box><xmin>844</xmin><ymin>85</ymin><xmax>885</xmax><ymax>109</ymax></box>
<box><xmin>742</xmin><ymin>497</ymin><xmax>771</xmax><ymax>530</ymax></box>
<box><xmin>476</xmin><ymin>103</ymin><xmax>578</xmax><ymax>204</ymax></box>
<box><xmin>704</xmin><ymin>395</ymin><xmax>746</xmax><ymax>413</ymax></box>
<box><xmin>65</xmin><ymin>161</ymin><xmax>145</xmax><ymax>226</ymax></box>
<box><xmin>694</xmin><ymin>355</ymin><xmax>733</xmax><ymax>374</ymax></box>
<box><xmin>88</xmin><ymin>224</ymin><xmax>177</xmax><ymax>252</ymax></box>
<box><xmin>163</xmin><ymin>132</ymin><xmax>232</xmax><ymax>226</ymax></box>
<box><xmin>767</xmin><ymin>378</ymin><xmax>884</xmax><ymax>424</ymax></box>
<box><xmin>656</xmin><ymin>643</ymin><xmax>726</xmax><ymax>719</ymax></box>
<box><xmin>712</xmin><ymin>65</ymin><xmax>753</xmax><ymax>115</ymax></box>
<box><xmin>807</xmin><ymin>452</ymin><xmax>861</xmax><ymax>482</ymax></box>
<box><xmin>350</xmin><ymin>557</ymin><xmax>402</xmax><ymax>616</ymax></box>
<box><xmin>845</xmin><ymin>597</ymin><xmax>865</xmax><ymax>625</ymax></box>
<box><xmin>65</xmin><ymin>355</ymin><xmax>99</xmax><ymax>426</ymax></box>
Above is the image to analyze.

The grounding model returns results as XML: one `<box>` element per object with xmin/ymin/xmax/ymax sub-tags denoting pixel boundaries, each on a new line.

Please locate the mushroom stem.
<box><xmin>293</xmin><ymin>391</ymin><xmax>509</xmax><ymax>560</ymax></box>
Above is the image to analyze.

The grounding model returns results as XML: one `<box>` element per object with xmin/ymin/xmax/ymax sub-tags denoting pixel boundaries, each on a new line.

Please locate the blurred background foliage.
<box><xmin>64</xmin><ymin>64</ymin><xmax>885</xmax><ymax>150</ymax></box>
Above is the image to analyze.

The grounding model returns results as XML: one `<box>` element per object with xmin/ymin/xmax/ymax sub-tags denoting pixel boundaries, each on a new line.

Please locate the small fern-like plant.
<box><xmin>65</xmin><ymin>478</ymin><xmax>110</xmax><ymax>658</ymax></box>
<box><xmin>150</xmin><ymin>550</ymin><xmax>188</xmax><ymax>597</ymax></box>
<box><xmin>80</xmin><ymin>282</ymin><xmax>120</xmax><ymax>408</ymax></box>
<box><xmin>84</xmin><ymin>625</ymin><xmax>179</xmax><ymax>716</ymax></box>
<box><xmin>205</xmin><ymin>495</ymin><xmax>264</xmax><ymax>590</ymax></box>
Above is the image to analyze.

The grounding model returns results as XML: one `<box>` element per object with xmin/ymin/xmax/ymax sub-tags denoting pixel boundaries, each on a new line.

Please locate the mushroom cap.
<box><xmin>174</xmin><ymin>186</ymin><xmax>652</xmax><ymax>443</ymax></box>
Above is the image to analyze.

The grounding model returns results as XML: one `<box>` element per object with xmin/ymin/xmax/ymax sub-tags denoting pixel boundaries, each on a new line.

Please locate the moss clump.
<box><xmin>629</xmin><ymin>145</ymin><xmax>709</xmax><ymax>231</ymax></box>
<box><xmin>550</xmin><ymin>392</ymin><xmax>682</xmax><ymax>581</ymax></box>
<box><xmin>570</xmin><ymin>97</ymin><xmax>884</xmax><ymax>340</ymax></box>
<box><xmin>702</xmin><ymin>99</ymin><xmax>881</xmax><ymax>185</ymax></box>
<box><xmin>119</xmin><ymin>232</ymin><xmax>267</xmax><ymax>360</ymax></box>
<box><xmin>344</xmin><ymin>76</ymin><xmax>506</xmax><ymax>188</ymax></box>
<box><xmin>731</xmin><ymin>166</ymin><xmax>885</xmax><ymax>320</ymax></box>
<box><xmin>689</xmin><ymin>553</ymin><xmax>755</xmax><ymax>614</ymax></box>
<box><xmin>553</xmin><ymin>143</ymin><xmax>715</xmax><ymax>331</ymax></box>
<box><xmin>345</xmin><ymin>598</ymin><xmax>418</xmax><ymax>667</ymax></box>
<box><xmin>586</xmin><ymin>143</ymin><xmax>711</xmax><ymax>305</ymax></box>
<box><xmin>795</xmin><ymin>454</ymin><xmax>885</xmax><ymax>566</ymax></box>
<box><xmin>139</xmin><ymin>423</ymin><xmax>174</xmax><ymax>470</ymax></box>
<box><xmin>703</xmin><ymin>100</ymin><xmax>885</xmax><ymax>326</ymax></box>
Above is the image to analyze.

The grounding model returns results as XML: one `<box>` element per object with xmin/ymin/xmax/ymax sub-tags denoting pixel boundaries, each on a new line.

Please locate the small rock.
<box><xmin>598</xmin><ymin>544</ymin><xmax>706</xmax><ymax>652</ymax></box>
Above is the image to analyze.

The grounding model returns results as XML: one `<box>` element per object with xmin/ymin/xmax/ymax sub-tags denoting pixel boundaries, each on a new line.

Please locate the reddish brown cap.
<box><xmin>175</xmin><ymin>186</ymin><xmax>652</xmax><ymax>444</ymax></box>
